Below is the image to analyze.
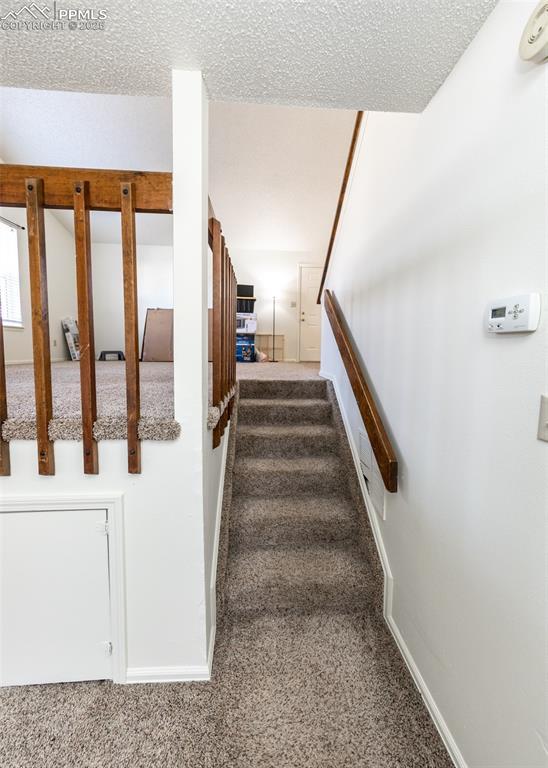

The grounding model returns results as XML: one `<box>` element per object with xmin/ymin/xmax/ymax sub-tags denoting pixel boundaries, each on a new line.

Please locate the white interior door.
<box><xmin>299</xmin><ymin>266</ymin><xmax>322</xmax><ymax>361</ymax></box>
<box><xmin>0</xmin><ymin>508</ymin><xmax>112</xmax><ymax>686</ymax></box>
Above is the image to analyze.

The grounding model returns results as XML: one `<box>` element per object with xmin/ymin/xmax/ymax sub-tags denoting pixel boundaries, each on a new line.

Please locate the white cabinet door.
<box><xmin>299</xmin><ymin>266</ymin><xmax>322</xmax><ymax>361</ymax></box>
<box><xmin>0</xmin><ymin>508</ymin><xmax>112</xmax><ymax>686</ymax></box>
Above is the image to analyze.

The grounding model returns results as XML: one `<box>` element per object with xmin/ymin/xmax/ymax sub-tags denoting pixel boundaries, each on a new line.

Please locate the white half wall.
<box><xmin>321</xmin><ymin>3</ymin><xmax>547</xmax><ymax>766</ymax></box>
<box><xmin>1</xmin><ymin>440</ymin><xmax>210</xmax><ymax>678</ymax></box>
<box><xmin>1</xmin><ymin>205</ymin><xmax>77</xmax><ymax>364</ymax></box>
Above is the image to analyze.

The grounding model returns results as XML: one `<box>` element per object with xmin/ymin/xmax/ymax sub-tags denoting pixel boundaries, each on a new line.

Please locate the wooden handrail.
<box><xmin>0</xmin><ymin>164</ymin><xmax>172</xmax><ymax>213</ymax></box>
<box><xmin>317</xmin><ymin>111</ymin><xmax>363</xmax><ymax>305</ymax></box>
<box><xmin>324</xmin><ymin>290</ymin><xmax>398</xmax><ymax>492</ymax></box>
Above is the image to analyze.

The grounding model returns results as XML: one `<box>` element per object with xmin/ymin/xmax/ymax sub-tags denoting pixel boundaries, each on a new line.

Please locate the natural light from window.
<box><xmin>0</xmin><ymin>220</ymin><xmax>22</xmax><ymax>328</ymax></box>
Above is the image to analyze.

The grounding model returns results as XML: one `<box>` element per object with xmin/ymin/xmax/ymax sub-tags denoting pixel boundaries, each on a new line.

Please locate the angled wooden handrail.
<box><xmin>317</xmin><ymin>111</ymin><xmax>363</xmax><ymax>305</ymax></box>
<box><xmin>324</xmin><ymin>290</ymin><xmax>398</xmax><ymax>492</ymax></box>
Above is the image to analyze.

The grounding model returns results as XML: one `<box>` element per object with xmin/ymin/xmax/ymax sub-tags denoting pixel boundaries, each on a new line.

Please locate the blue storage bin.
<box><xmin>236</xmin><ymin>335</ymin><xmax>255</xmax><ymax>363</ymax></box>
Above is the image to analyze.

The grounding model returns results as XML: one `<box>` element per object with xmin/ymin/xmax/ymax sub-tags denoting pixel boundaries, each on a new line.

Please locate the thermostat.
<box><xmin>486</xmin><ymin>294</ymin><xmax>541</xmax><ymax>333</ymax></box>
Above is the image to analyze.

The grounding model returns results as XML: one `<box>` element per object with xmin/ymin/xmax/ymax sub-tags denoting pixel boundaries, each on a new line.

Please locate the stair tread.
<box><xmin>231</xmin><ymin>496</ymin><xmax>357</xmax><ymax>548</ymax></box>
<box><xmin>234</xmin><ymin>455</ymin><xmax>341</xmax><ymax>473</ymax></box>
<box><xmin>227</xmin><ymin>545</ymin><xmax>371</xmax><ymax>615</ymax></box>
<box><xmin>237</xmin><ymin>424</ymin><xmax>336</xmax><ymax>437</ymax></box>
<box><xmin>230</xmin><ymin>543</ymin><xmax>366</xmax><ymax>577</ymax></box>
<box><xmin>238</xmin><ymin>379</ymin><xmax>327</xmax><ymax>400</ymax></box>
<box><xmin>239</xmin><ymin>398</ymin><xmax>329</xmax><ymax>407</ymax></box>
<box><xmin>232</xmin><ymin>495</ymin><xmax>356</xmax><ymax>523</ymax></box>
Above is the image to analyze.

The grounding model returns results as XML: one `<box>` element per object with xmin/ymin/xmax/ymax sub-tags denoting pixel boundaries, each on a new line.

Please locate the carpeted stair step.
<box><xmin>233</xmin><ymin>456</ymin><xmax>346</xmax><ymax>497</ymax></box>
<box><xmin>238</xmin><ymin>398</ymin><xmax>332</xmax><ymax>425</ymax></box>
<box><xmin>239</xmin><ymin>379</ymin><xmax>328</xmax><ymax>400</ymax></box>
<box><xmin>227</xmin><ymin>545</ymin><xmax>370</xmax><ymax>616</ymax></box>
<box><xmin>230</xmin><ymin>496</ymin><xmax>357</xmax><ymax>549</ymax></box>
<box><xmin>236</xmin><ymin>424</ymin><xmax>338</xmax><ymax>457</ymax></box>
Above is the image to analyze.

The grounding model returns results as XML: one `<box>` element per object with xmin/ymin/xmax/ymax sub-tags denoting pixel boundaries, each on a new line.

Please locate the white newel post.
<box><xmin>170</xmin><ymin>69</ymin><xmax>210</xmax><ymax>675</ymax></box>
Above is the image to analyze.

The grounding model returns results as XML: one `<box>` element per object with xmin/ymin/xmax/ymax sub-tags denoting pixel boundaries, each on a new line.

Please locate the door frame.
<box><xmin>297</xmin><ymin>263</ymin><xmax>323</xmax><ymax>362</ymax></box>
<box><xmin>0</xmin><ymin>492</ymin><xmax>127</xmax><ymax>683</ymax></box>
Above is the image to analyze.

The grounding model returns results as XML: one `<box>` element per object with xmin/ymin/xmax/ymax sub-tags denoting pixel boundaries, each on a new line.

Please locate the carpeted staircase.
<box><xmin>213</xmin><ymin>376</ymin><xmax>453</xmax><ymax>767</ymax></box>
<box><xmin>228</xmin><ymin>378</ymin><xmax>369</xmax><ymax>616</ymax></box>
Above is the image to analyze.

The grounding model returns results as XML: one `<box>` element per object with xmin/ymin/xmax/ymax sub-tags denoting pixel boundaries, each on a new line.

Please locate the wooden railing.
<box><xmin>324</xmin><ymin>290</ymin><xmax>398</xmax><ymax>492</ymax></box>
<box><xmin>209</xmin><ymin>217</ymin><xmax>236</xmax><ymax>448</ymax></box>
<box><xmin>0</xmin><ymin>164</ymin><xmax>173</xmax><ymax>476</ymax></box>
<box><xmin>317</xmin><ymin>111</ymin><xmax>363</xmax><ymax>305</ymax></box>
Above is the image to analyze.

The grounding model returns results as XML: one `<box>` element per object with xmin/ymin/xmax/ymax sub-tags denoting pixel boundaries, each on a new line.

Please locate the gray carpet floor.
<box><xmin>0</xmin><ymin>374</ymin><xmax>452</xmax><ymax>768</ymax></box>
<box><xmin>4</xmin><ymin>362</ymin><xmax>180</xmax><ymax>441</ymax></box>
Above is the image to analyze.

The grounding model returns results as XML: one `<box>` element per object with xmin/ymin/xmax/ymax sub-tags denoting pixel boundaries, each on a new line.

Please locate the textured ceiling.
<box><xmin>0</xmin><ymin>0</ymin><xmax>497</xmax><ymax>112</ymax></box>
<box><xmin>209</xmin><ymin>101</ymin><xmax>354</xmax><ymax>254</ymax></box>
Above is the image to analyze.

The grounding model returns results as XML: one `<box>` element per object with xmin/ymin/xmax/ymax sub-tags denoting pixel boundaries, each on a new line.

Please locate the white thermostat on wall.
<box><xmin>486</xmin><ymin>293</ymin><xmax>541</xmax><ymax>334</ymax></box>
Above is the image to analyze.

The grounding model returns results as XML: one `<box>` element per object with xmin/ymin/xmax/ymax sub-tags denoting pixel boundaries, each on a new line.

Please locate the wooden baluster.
<box><xmin>120</xmin><ymin>182</ymin><xmax>141</xmax><ymax>473</ymax></box>
<box><xmin>226</xmin><ymin>252</ymin><xmax>232</xmax><ymax>427</ymax></box>
<box><xmin>221</xmin><ymin>246</ymin><xmax>229</xmax><ymax>435</ymax></box>
<box><xmin>25</xmin><ymin>178</ymin><xmax>55</xmax><ymax>475</ymax></box>
<box><xmin>219</xmin><ymin>239</ymin><xmax>226</xmax><ymax>436</ymax></box>
<box><xmin>228</xmin><ymin>266</ymin><xmax>235</xmax><ymax>418</ymax></box>
<box><xmin>234</xmin><ymin>273</ymin><xmax>237</xmax><ymax>380</ymax></box>
<box><xmin>227</xmin><ymin>265</ymin><xmax>232</xmax><ymax>420</ymax></box>
<box><xmin>0</xmin><ymin>294</ymin><xmax>10</xmax><ymax>475</ymax></box>
<box><xmin>232</xmin><ymin>269</ymin><xmax>236</xmax><ymax>405</ymax></box>
<box><xmin>73</xmin><ymin>182</ymin><xmax>98</xmax><ymax>474</ymax></box>
<box><xmin>211</xmin><ymin>219</ymin><xmax>222</xmax><ymax>448</ymax></box>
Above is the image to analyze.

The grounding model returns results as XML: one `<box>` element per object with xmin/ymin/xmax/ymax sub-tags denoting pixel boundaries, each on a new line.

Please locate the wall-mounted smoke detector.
<box><xmin>519</xmin><ymin>1</ymin><xmax>548</xmax><ymax>63</ymax></box>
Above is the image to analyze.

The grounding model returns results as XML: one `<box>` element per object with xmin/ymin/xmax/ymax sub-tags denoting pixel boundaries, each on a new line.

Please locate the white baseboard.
<box><xmin>386</xmin><ymin>614</ymin><xmax>468</xmax><ymax>767</ymax></box>
<box><xmin>207</xmin><ymin>623</ymin><xmax>216</xmax><ymax>676</ymax></box>
<box><xmin>6</xmin><ymin>357</ymin><xmax>67</xmax><ymax>365</ymax></box>
<box><xmin>207</xmin><ymin>422</ymin><xmax>231</xmax><ymax>673</ymax></box>
<box><xmin>324</xmin><ymin>369</ymin><xmax>466</xmax><ymax>768</ymax></box>
<box><xmin>126</xmin><ymin>665</ymin><xmax>211</xmax><ymax>683</ymax></box>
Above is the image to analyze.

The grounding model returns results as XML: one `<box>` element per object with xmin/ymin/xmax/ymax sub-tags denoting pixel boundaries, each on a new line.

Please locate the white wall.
<box><xmin>91</xmin><ymin>242</ymin><xmax>173</xmax><ymax>353</ymax></box>
<box><xmin>1</xmin><ymin>206</ymin><xmax>77</xmax><ymax>364</ymax></box>
<box><xmin>231</xmin><ymin>248</ymin><xmax>322</xmax><ymax>361</ymax></box>
<box><xmin>321</xmin><ymin>3</ymin><xmax>547</xmax><ymax>766</ymax></box>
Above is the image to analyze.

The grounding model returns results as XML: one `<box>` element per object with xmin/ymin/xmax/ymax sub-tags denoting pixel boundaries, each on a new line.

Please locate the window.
<box><xmin>0</xmin><ymin>221</ymin><xmax>23</xmax><ymax>328</ymax></box>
